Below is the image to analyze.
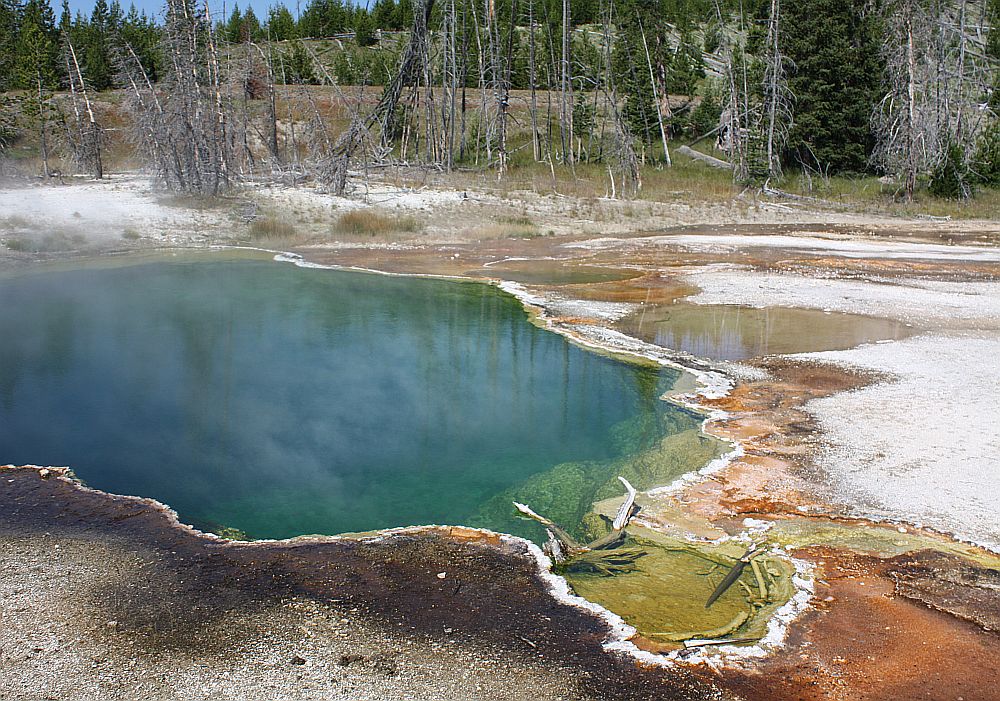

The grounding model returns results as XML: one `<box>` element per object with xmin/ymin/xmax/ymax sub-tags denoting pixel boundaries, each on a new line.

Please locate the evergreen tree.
<box><xmin>242</xmin><ymin>7</ymin><xmax>261</xmax><ymax>41</ymax></box>
<box><xmin>121</xmin><ymin>5</ymin><xmax>160</xmax><ymax>81</ymax></box>
<box><xmin>354</xmin><ymin>11</ymin><xmax>375</xmax><ymax>46</ymax></box>
<box><xmin>268</xmin><ymin>5</ymin><xmax>297</xmax><ymax>40</ymax></box>
<box><xmin>0</xmin><ymin>0</ymin><xmax>21</xmax><ymax>91</ymax></box>
<box><xmin>16</xmin><ymin>12</ymin><xmax>59</xmax><ymax>174</ymax></box>
<box><xmin>612</xmin><ymin>5</ymin><xmax>663</xmax><ymax>150</ymax></box>
<box><xmin>58</xmin><ymin>0</ymin><xmax>71</xmax><ymax>33</ymax></box>
<box><xmin>665</xmin><ymin>29</ymin><xmax>704</xmax><ymax>97</ymax></box>
<box><xmin>225</xmin><ymin>3</ymin><xmax>242</xmax><ymax>42</ymax></box>
<box><xmin>15</xmin><ymin>0</ymin><xmax>60</xmax><ymax>91</ymax></box>
<box><xmin>782</xmin><ymin>0</ymin><xmax>882</xmax><ymax>174</ymax></box>
<box><xmin>371</xmin><ymin>0</ymin><xmax>395</xmax><ymax>30</ymax></box>
<box><xmin>16</xmin><ymin>16</ymin><xmax>58</xmax><ymax>92</ymax></box>
<box><xmin>394</xmin><ymin>0</ymin><xmax>412</xmax><ymax>30</ymax></box>
<box><xmin>973</xmin><ymin>120</ymin><xmax>1000</xmax><ymax>186</ymax></box>
<box><xmin>85</xmin><ymin>0</ymin><xmax>114</xmax><ymax>89</ymax></box>
<box><xmin>281</xmin><ymin>40</ymin><xmax>317</xmax><ymax>83</ymax></box>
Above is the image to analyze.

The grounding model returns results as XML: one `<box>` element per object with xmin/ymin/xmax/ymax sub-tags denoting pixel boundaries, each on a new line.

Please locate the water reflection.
<box><xmin>0</xmin><ymin>259</ymin><xmax>707</xmax><ymax>541</ymax></box>
<box><xmin>618</xmin><ymin>303</ymin><xmax>912</xmax><ymax>361</ymax></box>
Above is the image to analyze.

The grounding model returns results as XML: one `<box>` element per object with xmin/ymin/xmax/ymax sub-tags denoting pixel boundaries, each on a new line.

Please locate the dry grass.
<box><xmin>333</xmin><ymin>209</ymin><xmax>422</xmax><ymax>236</ymax></box>
<box><xmin>0</xmin><ymin>214</ymin><xmax>32</xmax><ymax>231</ymax></box>
<box><xmin>3</xmin><ymin>230</ymin><xmax>87</xmax><ymax>252</ymax></box>
<box><xmin>249</xmin><ymin>214</ymin><xmax>300</xmax><ymax>240</ymax></box>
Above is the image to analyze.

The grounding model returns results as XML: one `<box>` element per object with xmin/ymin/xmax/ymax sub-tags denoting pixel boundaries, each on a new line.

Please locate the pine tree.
<box><xmin>614</xmin><ymin>23</ymin><xmax>659</xmax><ymax>149</ymax></box>
<box><xmin>281</xmin><ymin>40</ymin><xmax>317</xmax><ymax>83</ymax></box>
<box><xmin>242</xmin><ymin>7</ymin><xmax>261</xmax><ymax>41</ymax></box>
<box><xmin>781</xmin><ymin>0</ymin><xmax>881</xmax><ymax>174</ymax></box>
<box><xmin>665</xmin><ymin>28</ymin><xmax>704</xmax><ymax>97</ymax></box>
<box><xmin>85</xmin><ymin>0</ymin><xmax>114</xmax><ymax>89</ymax></box>
<box><xmin>371</xmin><ymin>0</ymin><xmax>395</xmax><ymax>29</ymax></box>
<box><xmin>354</xmin><ymin>11</ymin><xmax>376</xmax><ymax>47</ymax></box>
<box><xmin>16</xmin><ymin>13</ymin><xmax>59</xmax><ymax>175</ymax></box>
<box><xmin>16</xmin><ymin>0</ymin><xmax>60</xmax><ymax>91</ymax></box>
<box><xmin>121</xmin><ymin>5</ymin><xmax>160</xmax><ymax>81</ymax></box>
<box><xmin>0</xmin><ymin>0</ymin><xmax>21</xmax><ymax>91</ymax></box>
<box><xmin>268</xmin><ymin>5</ymin><xmax>297</xmax><ymax>40</ymax></box>
<box><xmin>225</xmin><ymin>3</ymin><xmax>242</xmax><ymax>42</ymax></box>
<box><xmin>393</xmin><ymin>0</ymin><xmax>412</xmax><ymax>30</ymax></box>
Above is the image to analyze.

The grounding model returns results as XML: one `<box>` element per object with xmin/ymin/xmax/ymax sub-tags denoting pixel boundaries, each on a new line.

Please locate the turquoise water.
<box><xmin>0</xmin><ymin>257</ymin><xmax>709</xmax><ymax>541</ymax></box>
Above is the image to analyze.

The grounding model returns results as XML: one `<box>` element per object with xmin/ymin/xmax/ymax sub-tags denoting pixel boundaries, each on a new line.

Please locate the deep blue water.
<box><xmin>0</xmin><ymin>257</ymin><xmax>700</xmax><ymax>540</ymax></box>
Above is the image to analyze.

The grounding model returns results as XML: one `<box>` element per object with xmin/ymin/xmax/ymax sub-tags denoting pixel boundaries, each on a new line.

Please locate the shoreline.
<box><xmin>3</xmin><ymin>175</ymin><xmax>1000</xmax><ymax>700</ymax></box>
<box><xmin>1</xmin><ymin>249</ymin><xmax>815</xmax><ymax>666</ymax></box>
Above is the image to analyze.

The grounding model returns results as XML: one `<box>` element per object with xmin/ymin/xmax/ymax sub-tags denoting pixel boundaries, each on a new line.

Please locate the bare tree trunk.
<box><xmin>35</xmin><ymin>75</ymin><xmax>50</xmax><ymax>178</ymax></box>
<box><xmin>762</xmin><ymin>0</ymin><xmax>790</xmax><ymax>179</ymax></box>
<box><xmin>251</xmin><ymin>42</ymin><xmax>280</xmax><ymax>164</ymax></box>
<box><xmin>560</xmin><ymin>0</ymin><xmax>573</xmax><ymax>164</ymax></box>
<box><xmin>499</xmin><ymin>0</ymin><xmax>519</xmax><ymax>176</ymax></box>
<box><xmin>905</xmin><ymin>10</ymin><xmax>917</xmax><ymax>200</ymax></box>
<box><xmin>528</xmin><ymin>0</ymin><xmax>540</xmax><ymax>161</ymax></box>
<box><xmin>66</xmin><ymin>39</ymin><xmax>102</xmax><ymax>179</ymax></box>
<box><xmin>638</xmin><ymin>17</ymin><xmax>670</xmax><ymax>166</ymax></box>
<box><xmin>601</xmin><ymin>0</ymin><xmax>640</xmax><ymax>195</ymax></box>
<box><xmin>328</xmin><ymin>0</ymin><xmax>436</xmax><ymax>194</ymax></box>
<box><xmin>713</xmin><ymin>0</ymin><xmax>743</xmax><ymax>180</ymax></box>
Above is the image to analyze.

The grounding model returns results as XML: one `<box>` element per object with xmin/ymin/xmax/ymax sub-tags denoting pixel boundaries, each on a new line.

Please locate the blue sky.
<box><xmin>62</xmin><ymin>0</ymin><xmax>302</xmax><ymax>22</ymax></box>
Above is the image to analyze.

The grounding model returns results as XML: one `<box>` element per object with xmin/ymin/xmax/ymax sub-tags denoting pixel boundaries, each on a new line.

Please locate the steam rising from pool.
<box><xmin>0</xmin><ymin>257</ymin><xmax>715</xmax><ymax>541</ymax></box>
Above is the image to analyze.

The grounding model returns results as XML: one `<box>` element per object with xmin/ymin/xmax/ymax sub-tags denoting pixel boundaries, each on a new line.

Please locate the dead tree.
<box><xmin>528</xmin><ymin>0</ymin><xmax>541</xmax><ymax>160</ymax></box>
<box><xmin>514</xmin><ymin>477</ymin><xmax>645</xmax><ymax>575</ymax></box>
<box><xmin>249</xmin><ymin>42</ymin><xmax>281</xmax><ymax>165</ymax></box>
<box><xmin>871</xmin><ymin>0</ymin><xmax>991</xmax><ymax>199</ymax></box>
<box><xmin>559</xmin><ymin>0</ymin><xmax>573</xmax><ymax>165</ymax></box>
<box><xmin>63</xmin><ymin>38</ymin><xmax>103</xmax><ymax>179</ymax></box>
<box><xmin>761</xmin><ymin>0</ymin><xmax>792</xmax><ymax>179</ymax></box>
<box><xmin>601</xmin><ymin>0</ymin><xmax>641</xmax><ymax>195</ymax></box>
<box><xmin>327</xmin><ymin>0</ymin><xmax>436</xmax><ymax>194</ymax></box>
<box><xmin>873</xmin><ymin>0</ymin><xmax>927</xmax><ymax>200</ymax></box>
<box><xmin>118</xmin><ymin>0</ymin><xmax>237</xmax><ymax>195</ymax></box>
<box><xmin>638</xmin><ymin>16</ymin><xmax>671</xmax><ymax>166</ymax></box>
<box><xmin>712</xmin><ymin>0</ymin><xmax>746</xmax><ymax>181</ymax></box>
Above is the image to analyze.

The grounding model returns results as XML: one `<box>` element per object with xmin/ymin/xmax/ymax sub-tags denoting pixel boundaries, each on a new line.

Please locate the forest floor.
<box><xmin>2</xmin><ymin>172</ymin><xmax>1000</xmax><ymax>700</ymax></box>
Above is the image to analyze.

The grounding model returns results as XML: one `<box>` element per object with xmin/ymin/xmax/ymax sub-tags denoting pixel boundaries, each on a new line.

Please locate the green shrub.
<box><xmin>930</xmin><ymin>141</ymin><xmax>973</xmax><ymax>199</ymax></box>
<box><xmin>972</xmin><ymin>120</ymin><xmax>1000</xmax><ymax>187</ymax></box>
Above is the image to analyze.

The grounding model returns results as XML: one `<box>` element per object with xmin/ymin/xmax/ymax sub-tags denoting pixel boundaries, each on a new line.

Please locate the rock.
<box><xmin>290</xmin><ymin>654</ymin><xmax>306</xmax><ymax>666</ymax></box>
<box><xmin>338</xmin><ymin>654</ymin><xmax>365</xmax><ymax>667</ymax></box>
<box><xmin>436</xmin><ymin>572</ymin><xmax>447</xmax><ymax>579</ymax></box>
<box><xmin>39</xmin><ymin>469</ymin><xmax>51</xmax><ymax>479</ymax></box>
<box><xmin>370</xmin><ymin>655</ymin><xmax>398</xmax><ymax>677</ymax></box>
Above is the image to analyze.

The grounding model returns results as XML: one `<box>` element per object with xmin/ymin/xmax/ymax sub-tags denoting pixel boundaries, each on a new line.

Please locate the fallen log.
<box><xmin>677</xmin><ymin>145</ymin><xmax>732</xmax><ymax>170</ymax></box>
<box><xmin>705</xmin><ymin>544</ymin><xmax>767</xmax><ymax>608</ymax></box>
<box><xmin>514</xmin><ymin>477</ymin><xmax>641</xmax><ymax>566</ymax></box>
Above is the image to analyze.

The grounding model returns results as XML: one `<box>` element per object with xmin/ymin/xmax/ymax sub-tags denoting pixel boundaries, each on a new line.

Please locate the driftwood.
<box><xmin>760</xmin><ymin>183</ymin><xmax>830</xmax><ymax>204</ymax></box>
<box><xmin>705</xmin><ymin>544</ymin><xmax>766</xmax><ymax>608</ymax></box>
<box><xmin>515</xmin><ymin>476</ymin><xmax>642</xmax><ymax>575</ymax></box>
<box><xmin>682</xmin><ymin>636</ymin><xmax>759</xmax><ymax>649</ymax></box>
<box><xmin>677</xmin><ymin>145</ymin><xmax>731</xmax><ymax>169</ymax></box>
<box><xmin>651</xmin><ymin>609</ymin><xmax>750</xmax><ymax>642</ymax></box>
<box><xmin>562</xmin><ymin>547</ymin><xmax>647</xmax><ymax>576</ymax></box>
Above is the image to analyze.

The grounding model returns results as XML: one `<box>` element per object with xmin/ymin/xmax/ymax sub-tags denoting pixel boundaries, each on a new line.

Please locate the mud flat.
<box><xmin>0</xmin><ymin>466</ymin><xmax>724</xmax><ymax>701</ymax></box>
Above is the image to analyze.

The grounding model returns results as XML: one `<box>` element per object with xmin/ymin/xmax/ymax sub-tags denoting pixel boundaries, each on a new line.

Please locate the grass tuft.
<box><xmin>249</xmin><ymin>215</ymin><xmax>299</xmax><ymax>240</ymax></box>
<box><xmin>333</xmin><ymin>209</ymin><xmax>422</xmax><ymax>236</ymax></box>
